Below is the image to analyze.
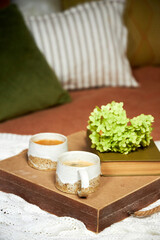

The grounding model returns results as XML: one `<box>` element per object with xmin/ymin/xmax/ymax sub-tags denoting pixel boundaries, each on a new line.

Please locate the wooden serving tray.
<box><xmin>0</xmin><ymin>131</ymin><xmax>160</xmax><ymax>232</ymax></box>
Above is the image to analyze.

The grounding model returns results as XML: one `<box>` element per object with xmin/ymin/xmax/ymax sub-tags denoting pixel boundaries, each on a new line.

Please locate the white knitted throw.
<box><xmin>0</xmin><ymin>133</ymin><xmax>160</xmax><ymax>240</ymax></box>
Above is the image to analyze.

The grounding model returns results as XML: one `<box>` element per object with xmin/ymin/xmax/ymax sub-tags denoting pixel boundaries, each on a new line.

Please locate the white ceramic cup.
<box><xmin>55</xmin><ymin>151</ymin><xmax>101</xmax><ymax>198</ymax></box>
<box><xmin>28</xmin><ymin>133</ymin><xmax>68</xmax><ymax>171</ymax></box>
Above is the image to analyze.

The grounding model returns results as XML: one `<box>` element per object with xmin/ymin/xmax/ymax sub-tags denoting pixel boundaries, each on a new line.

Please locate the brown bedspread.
<box><xmin>0</xmin><ymin>66</ymin><xmax>159</xmax><ymax>140</ymax></box>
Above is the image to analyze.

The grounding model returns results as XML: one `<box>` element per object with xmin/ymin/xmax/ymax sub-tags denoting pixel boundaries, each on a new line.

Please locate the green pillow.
<box><xmin>0</xmin><ymin>4</ymin><xmax>71</xmax><ymax>122</ymax></box>
<box><xmin>124</xmin><ymin>0</ymin><xmax>160</xmax><ymax>67</ymax></box>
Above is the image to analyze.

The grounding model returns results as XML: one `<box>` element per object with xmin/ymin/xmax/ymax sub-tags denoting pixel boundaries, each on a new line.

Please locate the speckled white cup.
<box><xmin>55</xmin><ymin>151</ymin><xmax>101</xmax><ymax>198</ymax></box>
<box><xmin>28</xmin><ymin>133</ymin><xmax>68</xmax><ymax>171</ymax></box>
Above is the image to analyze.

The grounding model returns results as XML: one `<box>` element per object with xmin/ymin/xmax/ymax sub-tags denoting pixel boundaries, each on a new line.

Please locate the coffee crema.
<box><xmin>63</xmin><ymin>160</ymin><xmax>94</xmax><ymax>167</ymax></box>
<box><xmin>34</xmin><ymin>139</ymin><xmax>64</xmax><ymax>145</ymax></box>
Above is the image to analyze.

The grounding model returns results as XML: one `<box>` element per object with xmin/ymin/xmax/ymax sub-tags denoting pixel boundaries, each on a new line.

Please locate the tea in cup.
<box><xmin>55</xmin><ymin>151</ymin><xmax>101</xmax><ymax>198</ymax></box>
<box><xmin>28</xmin><ymin>133</ymin><xmax>68</xmax><ymax>171</ymax></box>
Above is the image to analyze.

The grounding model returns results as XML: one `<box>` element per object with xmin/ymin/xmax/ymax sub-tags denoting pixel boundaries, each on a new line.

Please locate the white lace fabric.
<box><xmin>0</xmin><ymin>133</ymin><xmax>160</xmax><ymax>240</ymax></box>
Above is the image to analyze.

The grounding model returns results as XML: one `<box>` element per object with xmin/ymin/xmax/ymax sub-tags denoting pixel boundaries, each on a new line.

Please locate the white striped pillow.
<box><xmin>25</xmin><ymin>0</ymin><xmax>139</xmax><ymax>90</ymax></box>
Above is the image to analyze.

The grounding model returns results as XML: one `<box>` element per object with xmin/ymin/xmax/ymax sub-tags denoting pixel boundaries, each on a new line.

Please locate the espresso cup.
<box><xmin>55</xmin><ymin>151</ymin><xmax>101</xmax><ymax>198</ymax></box>
<box><xmin>28</xmin><ymin>133</ymin><xmax>68</xmax><ymax>171</ymax></box>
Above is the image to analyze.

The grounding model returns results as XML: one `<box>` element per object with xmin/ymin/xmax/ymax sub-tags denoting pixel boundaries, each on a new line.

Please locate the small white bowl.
<box><xmin>28</xmin><ymin>132</ymin><xmax>68</xmax><ymax>171</ymax></box>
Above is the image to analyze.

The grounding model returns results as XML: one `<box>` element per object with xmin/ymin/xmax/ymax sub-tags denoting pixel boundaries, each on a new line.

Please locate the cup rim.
<box><xmin>30</xmin><ymin>132</ymin><xmax>67</xmax><ymax>147</ymax></box>
<box><xmin>58</xmin><ymin>150</ymin><xmax>100</xmax><ymax>168</ymax></box>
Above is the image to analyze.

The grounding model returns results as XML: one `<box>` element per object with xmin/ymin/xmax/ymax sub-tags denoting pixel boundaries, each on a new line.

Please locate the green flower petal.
<box><xmin>87</xmin><ymin>101</ymin><xmax>154</xmax><ymax>154</ymax></box>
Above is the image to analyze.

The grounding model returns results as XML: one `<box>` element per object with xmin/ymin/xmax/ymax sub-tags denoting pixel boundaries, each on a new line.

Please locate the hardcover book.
<box><xmin>87</xmin><ymin>132</ymin><xmax>160</xmax><ymax>176</ymax></box>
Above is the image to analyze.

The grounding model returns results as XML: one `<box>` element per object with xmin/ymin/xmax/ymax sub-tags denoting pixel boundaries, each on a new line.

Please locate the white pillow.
<box><xmin>25</xmin><ymin>0</ymin><xmax>139</xmax><ymax>89</ymax></box>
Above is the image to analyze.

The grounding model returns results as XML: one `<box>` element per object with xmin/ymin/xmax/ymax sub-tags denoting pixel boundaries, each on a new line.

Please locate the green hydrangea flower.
<box><xmin>87</xmin><ymin>101</ymin><xmax>154</xmax><ymax>154</ymax></box>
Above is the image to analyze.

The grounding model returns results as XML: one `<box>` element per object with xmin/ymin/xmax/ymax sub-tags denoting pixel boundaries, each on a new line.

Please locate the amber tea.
<box><xmin>63</xmin><ymin>160</ymin><xmax>94</xmax><ymax>167</ymax></box>
<box><xmin>34</xmin><ymin>139</ymin><xmax>64</xmax><ymax>145</ymax></box>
